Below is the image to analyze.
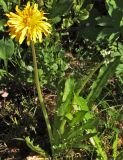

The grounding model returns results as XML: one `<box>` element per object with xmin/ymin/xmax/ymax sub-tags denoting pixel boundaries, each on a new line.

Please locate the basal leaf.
<box><xmin>0</xmin><ymin>19</ymin><xmax>6</xmax><ymax>31</ymax></box>
<box><xmin>25</xmin><ymin>136</ymin><xmax>48</xmax><ymax>157</ymax></box>
<box><xmin>86</xmin><ymin>4</ymin><xmax>93</xmax><ymax>11</ymax></box>
<box><xmin>0</xmin><ymin>0</ymin><xmax>8</xmax><ymax>12</ymax></box>
<box><xmin>62</xmin><ymin>78</ymin><xmax>74</xmax><ymax>102</ymax></box>
<box><xmin>105</xmin><ymin>0</ymin><xmax>117</xmax><ymax>16</ymax></box>
<box><xmin>0</xmin><ymin>38</ymin><xmax>14</xmax><ymax>60</ymax></box>
<box><xmin>73</xmin><ymin>94</ymin><xmax>89</xmax><ymax>111</ymax></box>
<box><xmin>0</xmin><ymin>69</ymin><xmax>6</xmax><ymax>80</ymax></box>
<box><xmin>57</xmin><ymin>97</ymin><xmax>72</xmax><ymax>117</ymax></box>
<box><xmin>83</xmin><ymin>118</ymin><xmax>98</xmax><ymax>129</ymax></box>
<box><xmin>70</xmin><ymin>111</ymin><xmax>87</xmax><ymax>126</ymax></box>
<box><xmin>96</xmin><ymin>16</ymin><xmax>113</xmax><ymax>27</ymax></box>
<box><xmin>79</xmin><ymin>9</ymin><xmax>89</xmax><ymax>21</ymax></box>
<box><xmin>50</xmin><ymin>0</ymin><xmax>72</xmax><ymax>18</ymax></box>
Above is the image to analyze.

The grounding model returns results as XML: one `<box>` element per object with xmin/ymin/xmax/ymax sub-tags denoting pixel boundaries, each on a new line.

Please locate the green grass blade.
<box><xmin>113</xmin><ymin>131</ymin><xmax>119</xmax><ymax>160</ymax></box>
<box><xmin>76</xmin><ymin>62</ymin><xmax>103</xmax><ymax>96</ymax></box>
<box><xmin>87</xmin><ymin>57</ymin><xmax>120</xmax><ymax>107</ymax></box>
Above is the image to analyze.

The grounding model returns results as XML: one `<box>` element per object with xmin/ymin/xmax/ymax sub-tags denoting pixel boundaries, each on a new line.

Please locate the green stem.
<box><xmin>31</xmin><ymin>41</ymin><xmax>53</xmax><ymax>150</ymax></box>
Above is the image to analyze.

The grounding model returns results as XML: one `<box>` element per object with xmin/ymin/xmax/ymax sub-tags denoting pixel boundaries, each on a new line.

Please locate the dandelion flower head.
<box><xmin>6</xmin><ymin>2</ymin><xmax>51</xmax><ymax>45</ymax></box>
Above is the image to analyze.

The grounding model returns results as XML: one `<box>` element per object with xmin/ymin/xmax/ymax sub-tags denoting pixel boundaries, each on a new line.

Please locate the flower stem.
<box><xmin>31</xmin><ymin>41</ymin><xmax>53</xmax><ymax>150</ymax></box>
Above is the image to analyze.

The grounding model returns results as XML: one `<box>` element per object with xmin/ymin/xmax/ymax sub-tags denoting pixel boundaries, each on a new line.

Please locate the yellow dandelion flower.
<box><xmin>6</xmin><ymin>1</ymin><xmax>51</xmax><ymax>45</ymax></box>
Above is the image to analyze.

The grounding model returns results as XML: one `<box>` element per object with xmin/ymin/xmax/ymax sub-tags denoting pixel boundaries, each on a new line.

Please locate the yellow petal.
<box><xmin>19</xmin><ymin>27</ymin><xmax>28</xmax><ymax>44</ymax></box>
